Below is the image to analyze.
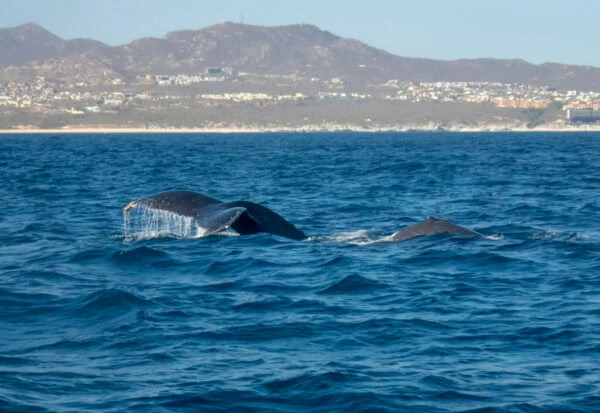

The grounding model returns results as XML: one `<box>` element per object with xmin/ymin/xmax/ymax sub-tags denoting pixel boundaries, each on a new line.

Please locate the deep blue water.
<box><xmin>1</xmin><ymin>132</ymin><xmax>599</xmax><ymax>412</ymax></box>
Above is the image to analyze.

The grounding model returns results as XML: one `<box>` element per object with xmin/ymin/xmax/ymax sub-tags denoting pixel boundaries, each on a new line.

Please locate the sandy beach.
<box><xmin>2</xmin><ymin>124</ymin><xmax>600</xmax><ymax>134</ymax></box>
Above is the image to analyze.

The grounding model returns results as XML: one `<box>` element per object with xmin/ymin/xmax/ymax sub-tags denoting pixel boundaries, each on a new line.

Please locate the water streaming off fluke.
<box><xmin>123</xmin><ymin>205</ymin><xmax>208</xmax><ymax>239</ymax></box>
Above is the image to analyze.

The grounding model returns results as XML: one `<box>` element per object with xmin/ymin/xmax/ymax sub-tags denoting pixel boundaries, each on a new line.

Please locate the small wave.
<box><xmin>505</xmin><ymin>202</ymin><xmax>545</xmax><ymax>213</ymax></box>
<box><xmin>130</xmin><ymin>388</ymin><xmax>403</xmax><ymax>412</ymax></box>
<box><xmin>531</xmin><ymin>230</ymin><xmax>562</xmax><ymax>240</ymax></box>
<box><xmin>69</xmin><ymin>248</ymin><xmax>107</xmax><ymax>263</ymax></box>
<box><xmin>484</xmin><ymin>234</ymin><xmax>504</xmax><ymax>241</ymax></box>
<box><xmin>581</xmin><ymin>176</ymin><xmax>600</xmax><ymax>184</ymax></box>
<box><xmin>113</xmin><ymin>246</ymin><xmax>169</xmax><ymax>259</ymax></box>
<box><xmin>69</xmin><ymin>289</ymin><xmax>150</xmax><ymax>318</ymax></box>
<box><xmin>195</xmin><ymin>321</ymin><xmax>319</xmax><ymax>342</ymax></box>
<box><xmin>578</xmin><ymin>202</ymin><xmax>599</xmax><ymax>213</ymax></box>
<box><xmin>123</xmin><ymin>229</ymin><xmax>239</xmax><ymax>242</ymax></box>
<box><xmin>531</xmin><ymin>231</ymin><xmax>590</xmax><ymax>241</ymax></box>
<box><xmin>25</xmin><ymin>337</ymin><xmax>99</xmax><ymax>353</ymax></box>
<box><xmin>319</xmin><ymin>274</ymin><xmax>389</xmax><ymax>295</ymax></box>
<box><xmin>311</xmin><ymin>229</ymin><xmax>389</xmax><ymax>245</ymax></box>
<box><xmin>411</xmin><ymin>345</ymin><xmax>458</xmax><ymax>357</ymax></box>
<box><xmin>318</xmin><ymin>255</ymin><xmax>351</xmax><ymax>267</ymax></box>
<box><xmin>232</xmin><ymin>297</ymin><xmax>344</xmax><ymax>315</ymax></box>
<box><xmin>565</xmin><ymin>232</ymin><xmax>590</xmax><ymax>241</ymax></box>
<box><xmin>0</xmin><ymin>288</ymin><xmax>59</xmax><ymax>309</ymax></box>
<box><xmin>3</xmin><ymin>232</ymin><xmax>38</xmax><ymax>245</ymax></box>
<box><xmin>403</xmin><ymin>250</ymin><xmax>515</xmax><ymax>267</ymax></box>
<box><xmin>401</xmin><ymin>161</ymin><xmax>426</xmax><ymax>171</ymax></box>
<box><xmin>19</xmin><ymin>270</ymin><xmax>89</xmax><ymax>287</ymax></box>
<box><xmin>419</xmin><ymin>374</ymin><xmax>458</xmax><ymax>389</ymax></box>
<box><xmin>264</xmin><ymin>371</ymin><xmax>355</xmax><ymax>393</ymax></box>
<box><xmin>339</xmin><ymin>317</ymin><xmax>455</xmax><ymax>334</ymax></box>
<box><xmin>232</xmin><ymin>296</ymin><xmax>293</xmax><ymax>312</ymax></box>
<box><xmin>432</xmin><ymin>390</ymin><xmax>488</xmax><ymax>402</ymax></box>
<box><xmin>204</xmin><ymin>259</ymin><xmax>251</xmax><ymax>275</ymax></box>
<box><xmin>123</xmin><ymin>230</ymin><xmax>180</xmax><ymax>242</ymax></box>
<box><xmin>0</xmin><ymin>355</ymin><xmax>33</xmax><ymax>366</ymax></box>
<box><xmin>564</xmin><ymin>369</ymin><xmax>589</xmax><ymax>379</ymax></box>
<box><xmin>513</xmin><ymin>326</ymin><xmax>580</xmax><ymax>344</ymax></box>
<box><xmin>0</xmin><ymin>398</ymin><xmax>49</xmax><ymax>413</ymax></box>
<box><xmin>201</xmin><ymin>279</ymin><xmax>245</xmax><ymax>291</ymax></box>
<box><xmin>244</xmin><ymin>282</ymin><xmax>307</xmax><ymax>294</ymax></box>
<box><xmin>111</xmin><ymin>246</ymin><xmax>177</xmax><ymax>267</ymax></box>
<box><xmin>311</xmin><ymin>230</ymin><xmax>492</xmax><ymax>245</ymax></box>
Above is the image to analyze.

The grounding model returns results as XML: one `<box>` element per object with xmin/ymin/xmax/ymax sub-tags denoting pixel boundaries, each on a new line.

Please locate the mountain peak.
<box><xmin>15</xmin><ymin>22</ymin><xmax>45</xmax><ymax>30</ymax></box>
<box><xmin>0</xmin><ymin>22</ymin><xmax>65</xmax><ymax>66</ymax></box>
<box><xmin>3</xmin><ymin>22</ymin><xmax>59</xmax><ymax>41</ymax></box>
<box><xmin>1</xmin><ymin>22</ymin><xmax>600</xmax><ymax>90</ymax></box>
<box><xmin>164</xmin><ymin>21</ymin><xmax>340</xmax><ymax>41</ymax></box>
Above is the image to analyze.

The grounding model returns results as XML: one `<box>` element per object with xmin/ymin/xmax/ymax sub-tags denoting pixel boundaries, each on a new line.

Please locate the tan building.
<box><xmin>20</xmin><ymin>96</ymin><xmax>33</xmax><ymax>108</ymax></box>
<box><xmin>564</xmin><ymin>103</ymin><xmax>600</xmax><ymax>111</ymax></box>
<box><xmin>496</xmin><ymin>99</ymin><xmax>549</xmax><ymax>109</ymax></box>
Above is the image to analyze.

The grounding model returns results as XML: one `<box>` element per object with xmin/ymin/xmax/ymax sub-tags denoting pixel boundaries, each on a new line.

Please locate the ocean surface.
<box><xmin>1</xmin><ymin>132</ymin><xmax>599</xmax><ymax>412</ymax></box>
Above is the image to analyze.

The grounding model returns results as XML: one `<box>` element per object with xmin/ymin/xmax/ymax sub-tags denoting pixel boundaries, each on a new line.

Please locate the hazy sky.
<box><xmin>1</xmin><ymin>0</ymin><xmax>599</xmax><ymax>67</ymax></box>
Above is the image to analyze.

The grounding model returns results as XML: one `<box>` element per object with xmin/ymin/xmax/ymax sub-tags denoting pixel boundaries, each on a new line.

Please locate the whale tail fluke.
<box><xmin>225</xmin><ymin>201</ymin><xmax>306</xmax><ymax>240</ymax></box>
<box><xmin>124</xmin><ymin>191</ymin><xmax>307</xmax><ymax>240</ymax></box>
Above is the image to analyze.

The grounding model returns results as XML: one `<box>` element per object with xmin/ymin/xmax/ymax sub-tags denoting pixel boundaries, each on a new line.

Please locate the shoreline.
<box><xmin>2</xmin><ymin>125</ymin><xmax>600</xmax><ymax>134</ymax></box>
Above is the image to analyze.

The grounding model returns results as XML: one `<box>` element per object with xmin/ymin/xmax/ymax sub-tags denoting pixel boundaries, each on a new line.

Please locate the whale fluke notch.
<box><xmin>391</xmin><ymin>216</ymin><xmax>479</xmax><ymax>242</ymax></box>
<box><xmin>225</xmin><ymin>200</ymin><xmax>306</xmax><ymax>240</ymax></box>
<box><xmin>124</xmin><ymin>191</ymin><xmax>306</xmax><ymax>240</ymax></box>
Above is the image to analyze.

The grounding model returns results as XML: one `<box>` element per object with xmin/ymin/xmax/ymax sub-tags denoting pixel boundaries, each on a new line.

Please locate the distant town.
<box><xmin>2</xmin><ymin>67</ymin><xmax>600</xmax><ymax>131</ymax></box>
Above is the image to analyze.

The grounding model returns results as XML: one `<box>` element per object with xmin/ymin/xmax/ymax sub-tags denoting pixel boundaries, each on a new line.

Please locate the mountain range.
<box><xmin>2</xmin><ymin>22</ymin><xmax>600</xmax><ymax>90</ymax></box>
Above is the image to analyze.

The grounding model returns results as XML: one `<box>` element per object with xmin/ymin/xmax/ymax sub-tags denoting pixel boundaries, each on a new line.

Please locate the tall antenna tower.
<box><xmin>240</xmin><ymin>11</ymin><xmax>245</xmax><ymax>24</ymax></box>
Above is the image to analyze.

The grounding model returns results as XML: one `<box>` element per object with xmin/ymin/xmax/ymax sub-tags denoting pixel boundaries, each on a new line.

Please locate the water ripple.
<box><xmin>318</xmin><ymin>274</ymin><xmax>389</xmax><ymax>294</ymax></box>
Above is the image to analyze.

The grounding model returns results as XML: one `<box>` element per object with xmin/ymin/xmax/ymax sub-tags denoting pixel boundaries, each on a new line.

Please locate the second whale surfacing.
<box><xmin>124</xmin><ymin>190</ymin><xmax>307</xmax><ymax>240</ymax></box>
<box><xmin>391</xmin><ymin>216</ymin><xmax>479</xmax><ymax>242</ymax></box>
<box><xmin>123</xmin><ymin>191</ymin><xmax>480</xmax><ymax>242</ymax></box>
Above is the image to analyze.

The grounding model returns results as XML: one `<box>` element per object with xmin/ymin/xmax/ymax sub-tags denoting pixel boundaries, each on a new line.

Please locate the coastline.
<box><xmin>2</xmin><ymin>124</ymin><xmax>600</xmax><ymax>134</ymax></box>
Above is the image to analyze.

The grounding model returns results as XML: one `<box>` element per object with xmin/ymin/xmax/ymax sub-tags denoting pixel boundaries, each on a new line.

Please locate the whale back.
<box><xmin>392</xmin><ymin>216</ymin><xmax>478</xmax><ymax>242</ymax></box>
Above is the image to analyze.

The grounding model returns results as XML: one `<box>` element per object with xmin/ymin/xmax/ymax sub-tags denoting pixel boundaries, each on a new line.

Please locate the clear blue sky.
<box><xmin>1</xmin><ymin>0</ymin><xmax>599</xmax><ymax>67</ymax></box>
